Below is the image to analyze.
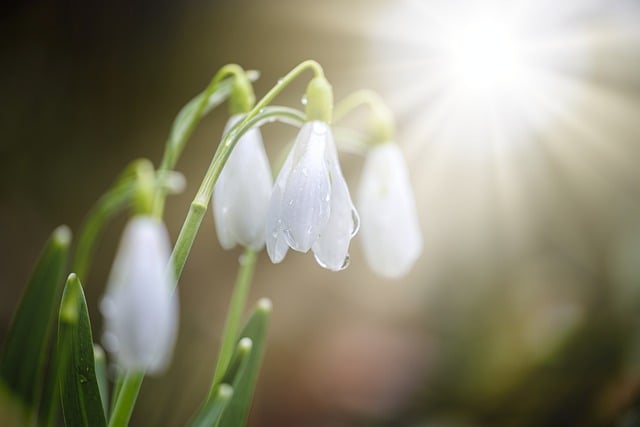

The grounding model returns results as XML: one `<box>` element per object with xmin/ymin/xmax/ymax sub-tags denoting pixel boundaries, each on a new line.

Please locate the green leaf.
<box><xmin>0</xmin><ymin>225</ymin><xmax>71</xmax><ymax>414</ymax></box>
<box><xmin>189</xmin><ymin>384</ymin><xmax>234</xmax><ymax>427</ymax></box>
<box><xmin>58</xmin><ymin>274</ymin><xmax>107</xmax><ymax>427</ymax></box>
<box><xmin>190</xmin><ymin>339</ymin><xmax>252</xmax><ymax>427</ymax></box>
<box><xmin>93</xmin><ymin>345</ymin><xmax>109</xmax><ymax>419</ymax></box>
<box><xmin>164</xmin><ymin>70</ymin><xmax>260</xmax><ymax>170</ymax></box>
<box><xmin>219</xmin><ymin>298</ymin><xmax>272</xmax><ymax>427</ymax></box>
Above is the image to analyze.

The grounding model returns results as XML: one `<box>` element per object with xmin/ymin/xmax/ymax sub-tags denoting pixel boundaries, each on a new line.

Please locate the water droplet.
<box><xmin>79</xmin><ymin>375</ymin><xmax>88</xmax><ymax>384</ymax></box>
<box><xmin>340</xmin><ymin>254</ymin><xmax>351</xmax><ymax>270</ymax></box>
<box><xmin>277</xmin><ymin>78</ymin><xmax>284</xmax><ymax>85</ymax></box>
<box><xmin>350</xmin><ymin>208</ymin><xmax>360</xmax><ymax>237</ymax></box>
<box><xmin>302</xmin><ymin>167</ymin><xmax>308</xmax><ymax>176</ymax></box>
<box><xmin>288</xmin><ymin>199</ymin><xmax>294</xmax><ymax>206</ymax></box>
<box><xmin>325</xmin><ymin>194</ymin><xmax>330</xmax><ymax>202</ymax></box>
<box><xmin>313</xmin><ymin>252</ymin><xmax>351</xmax><ymax>271</ymax></box>
<box><xmin>300</xmin><ymin>95</ymin><xmax>308</xmax><ymax>105</ymax></box>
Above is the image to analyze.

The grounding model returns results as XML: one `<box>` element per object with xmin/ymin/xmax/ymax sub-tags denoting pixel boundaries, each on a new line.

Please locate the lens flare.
<box><xmin>358</xmin><ymin>0</ymin><xmax>640</xmax><ymax>278</ymax></box>
<box><xmin>442</xmin><ymin>8</ymin><xmax>527</xmax><ymax>96</ymax></box>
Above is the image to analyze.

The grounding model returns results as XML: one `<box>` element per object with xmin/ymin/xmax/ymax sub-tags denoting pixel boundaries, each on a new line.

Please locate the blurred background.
<box><xmin>2</xmin><ymin>0</ymin><xmax>640</xmax><ymax>425</ymax></box>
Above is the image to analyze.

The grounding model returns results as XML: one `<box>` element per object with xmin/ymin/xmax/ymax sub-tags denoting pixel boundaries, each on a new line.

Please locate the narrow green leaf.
<box><xmin>219</xmin><ymin>298</ymin><xmax>272</xmax><ymax>427</ymax></box>
<box><xmin>58</xmin><ymin>274</ymin><xmax>107</xmax><ymax>427</ymax></box>
<box><xmin>0</xmin><ymin>225</ymin><xmax>71</xmax><ymax>413</ymax></box>
<box><xmin>189</xmin><ymin>384</ymin><xmax>234</xmax><ymax>427</ymax></box>
<box><xmin>93</xmin><ymin>345</ymin><xmax>109</xmax><ymax>419</ymax></box>
<box><xmin>190</xmin><ymin>339</ymin><xmax>252</xmax><ymax>427</ymax></box>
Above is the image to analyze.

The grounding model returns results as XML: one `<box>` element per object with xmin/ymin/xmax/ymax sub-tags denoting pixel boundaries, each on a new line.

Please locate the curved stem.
<box><xmin>333</xmin><ymin>89</ymin><xmax>395</xmax><ymax>143</ymax></box>
<box><xmin>208</xmin><ymin>248</ymin><xmax>257</xmax><ymax>399</ymax></box>
<box><xmin>169</xmin><ymin>106</ymin><xmax>304</xmax><ymax>282</ymax></box>
<box><xmin>107</xmin><ymin>61</ymin><xmax>320</xmax><ymax>424</ymax></box>
<box><xmin>72</xmin><ymin>163</ymin><xmax>183</xmax><ymax>281</ymax></box>
<box><xmin>152</xmin><ymin>66</ymin><xmax>260</xmax><ymax>218</ymax></box>
<box><xmin>73</xmin><ymin>181</ymin><xmax>134</xmax><ymax>280</ymax></box>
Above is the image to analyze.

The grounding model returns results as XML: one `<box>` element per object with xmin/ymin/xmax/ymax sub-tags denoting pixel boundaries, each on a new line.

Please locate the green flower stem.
<box><xmin>333</xmin><ymin>89</ymin><xmax>395</xmax><ymax>144</ymax></box>
<box><xmin>73</xmin><ymin>179</ymin><xmax>134</xmax><ymax>280</ymax></box>
<box><xmin>107</xmin><ymin>61</ymin><xmax>318</xmax><ymax>424</ymax></box>
<box><xmin>107</xmin><ymin>372</ymin><xmax>143</xmax><ymax>427</ymax></box>
<box><xmin>153</xmin><ymin>65</ymin><xmax>258</xmax><ymax>219</ymax></box>
<box><xmin>72</xmin><ymin>161</ymin><xmax>182</xmax><ymax>280</ymax></box>
<box><xmin>170</xmin><ymin>60</ymin><xmax>323</xmax><ymax>281</ymax></box>
<box><xmin>208</xmin><ymin>248</ymin><xmax>257</xmax><ymax>400</ymax></box>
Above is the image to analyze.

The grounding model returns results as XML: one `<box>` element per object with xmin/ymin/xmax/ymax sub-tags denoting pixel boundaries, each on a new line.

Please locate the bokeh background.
<box><xmin>2</xmin><ymin>0</ymin><xmax>640</xmax><ymax>426</ymax></box>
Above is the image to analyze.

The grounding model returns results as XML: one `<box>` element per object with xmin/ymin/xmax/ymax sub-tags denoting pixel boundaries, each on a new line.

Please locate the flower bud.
<box><xmin>358</xmin><ymin>143</ymin><xmax>422</xmax><ymax>278</ymax></box>
<box><xmin>100</xmin><ymin>217</ymin><xmax>178</xmax><ymax>374</ymax></box>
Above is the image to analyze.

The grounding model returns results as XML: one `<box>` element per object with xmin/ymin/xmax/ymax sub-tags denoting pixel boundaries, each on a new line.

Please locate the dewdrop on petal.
<box><xmin>100</xmin><ymin>216</ymin><xmax>179</xmax><ymax>374</ymax></box>
<box><xmin>358</xmin><ymin>143</ymin><xmax>422</xmax><ymax>278</ymax></box>
<box><xmin>213</xmin><ymin>115</ymin><xmax>273</xmax><ymax>250</ymax></box>
<box><xmin>265</xmin><ymin>120</ymin><xmax>359</xmax><ymax>271</ymax></box>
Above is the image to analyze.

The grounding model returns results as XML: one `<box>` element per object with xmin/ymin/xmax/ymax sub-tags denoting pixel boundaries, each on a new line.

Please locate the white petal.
<box><xmin>278</xmin><ymin>121</ymin><xmax>331</xmax><ymax>252</ymax></box>
<box><xmin>101</xmin><ymin>217</ymin><xmax>179</xmax><ymax>374</ymax></box>
<box><xmin>265</xmin><ymin>149</ymin><xmax>293</xmax><ymax>263</ymax></box>
<box><xmin>312</xmin><ymin>129</ymin><xmax>359</xmax><ymax>271</ymax></box>
<box><xmin>358</xmin><ymin>143</ymin><xmax>423</xmax><ymax>278</ymax></box>
<box><xmin>213</xmin><ymin>115</ymin><xmax>273</xmax><ymax>250</ymax></box>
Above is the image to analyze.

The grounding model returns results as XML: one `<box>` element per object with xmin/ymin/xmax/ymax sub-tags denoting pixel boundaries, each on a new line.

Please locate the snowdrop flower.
<box><xmin>266</xmin><ymin>121</ymin><xmax>359</xmax><ymax>271</ymax></box>
<box><xmin>358</xmin><ymin>143</ymin><xmax>422</xmax><ymax>278</ymax></box>
<box><xmin>213</xmin><ymin>115</ymin><xmax>273</xmax><ymax>250</ymax></box>
<box><xmin>100</xmin><ymin>216</ymin><xmax>178</xmax><ymax>374</ymax></box>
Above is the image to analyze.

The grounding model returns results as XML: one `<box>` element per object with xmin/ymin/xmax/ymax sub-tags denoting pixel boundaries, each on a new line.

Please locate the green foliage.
<box><xmin>0</xmin><ymin>226</ymin><xmax>71</xmax><ymax>418</ymax></box>
<box><xmin>219</xmin><ymin>299</ymin><xmax>272</xmax><ymax>427</ymax></box>
<box><xmin>58</xmin><ymin>274</ymin><xmax>107</xmax><ymax>427</ymax></box>
<box><xmin>189</xmin><ymin>299</ymin><xmax>271</xmax><ymax>427</ymax></box>
<box><xmin>189</xmin><ymin>384</ymin><xmax>234</xmax><ymax>427</ymax></box>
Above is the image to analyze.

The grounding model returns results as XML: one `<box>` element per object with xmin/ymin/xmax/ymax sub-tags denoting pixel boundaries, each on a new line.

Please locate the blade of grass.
<box><xmin>0</xmin><ymin>226</ymin><xmax>71</xmax><ymax>419</ymax></box>
<box><xmin>190</xmin><ymin>338</ymin><xmax>252</xmax><ymax>427</ymax></box>
<box><xmin>58</xmin><ymin>274</ymin><xmax>107</xmax><ymax>427</ymax></box>
<box><xmin>93</xmin><ymin>345</ymin><xmax>109</xmax><ymax>419</ymax></box>
<box><xmin>219</xmin><ymin>299</ymin><xmax>272</xmax><ymax>427</ymax></box>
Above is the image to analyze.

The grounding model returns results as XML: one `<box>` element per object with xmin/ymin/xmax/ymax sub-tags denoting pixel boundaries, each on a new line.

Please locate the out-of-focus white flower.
<box><xmin>100</xmin><ymin>217</ymin><xmax>178</xmax><ymax>374</ymax></box>
<box><xmin>358</xmin><ymin>143</ymin><xmax>422</xmax><ymax>278</ymax></box>
<box><xmin>213</xmin><ymin>115</ymin><xmax>273</xmax><ymax>250</ymax></box>
<box><xmin>266</xmin><ymin>121</ymin><xmax>359</xmax><ymax>271</ymax></box>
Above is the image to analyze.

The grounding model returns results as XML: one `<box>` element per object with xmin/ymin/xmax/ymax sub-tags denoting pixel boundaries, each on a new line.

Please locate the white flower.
<box><xmin>266</xmin><ymin>121</ymin><xmax>359</xmax><ymax>271</ymax></box>
<box><xmin>213</xmin><ymin>115</ymin><xmax>273</xmax><ymax>250</ymax></box>
<box><xmin>358</xmin><ymin>143</ymin><xmax>422</xmax><ymax>278</ymax></box>
<box><xmin>100</xmin><ymin>217</ymin><xmax>178</xmax><ymax>374</ymax></box>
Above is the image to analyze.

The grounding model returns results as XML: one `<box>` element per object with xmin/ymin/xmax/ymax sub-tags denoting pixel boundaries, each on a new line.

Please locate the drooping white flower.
<box><xmin>358</xmin><ymin>143</ymin><xmax>422</xmax><ymax>278</ymax></box>
<box><xmin>100</xmin><ymin>217</ymin><xmax>178</xmax><ymax>374</ymax></box>
<box><xmin>213</xmin><ymin>115</ymin><xmax>273</xmax><ymax>250</ymax></box>
<box><xmin>266</xmin><ymin>121</ymin><xmax>359</xmax><ymax>271</ymax></box>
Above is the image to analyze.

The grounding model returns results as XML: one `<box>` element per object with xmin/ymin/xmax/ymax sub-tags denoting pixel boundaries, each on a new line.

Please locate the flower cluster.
<box><xmin>98</xmin><ymin>63</ymin><xmax>423</xmax><ymax>385</ymax></box>
<box><xmin>212</xmin><ymin>116</ymin><xmax>421</xmax><ymax>277</ymax></box>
